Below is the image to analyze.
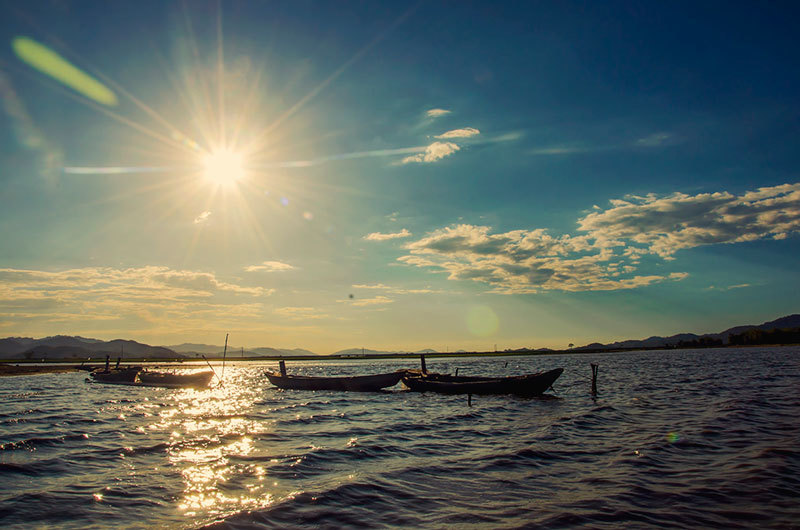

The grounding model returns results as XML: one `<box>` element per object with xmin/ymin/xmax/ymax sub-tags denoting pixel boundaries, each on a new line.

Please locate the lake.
<box><xmin>1</xmin><ymin>347</ymin><xmax>798</xmax><ymax>528</ymax></box>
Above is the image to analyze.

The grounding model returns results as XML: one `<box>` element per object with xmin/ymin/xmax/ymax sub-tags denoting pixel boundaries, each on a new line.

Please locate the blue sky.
<box><xmin>1</xmin><ymin>1</ymin><xmax>798</xmax><ymax>352</ymax></box>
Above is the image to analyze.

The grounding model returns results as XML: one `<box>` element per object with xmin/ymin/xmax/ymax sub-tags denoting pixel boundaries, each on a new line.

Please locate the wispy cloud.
<box><xmin>194</xmin><ymin>210</ymin><xmax>211</xmax><ymax>224</ymax></box>
<box><xmin>396</xmin><ymin>183</ymin><xmax>800</xmax><ymax>293</ymax></box>
<box><xmin>245</xmin><ymin>261</ymin><xmax>296</xmax><ymax>272</ymax></box>
<box><xmin>352</xmin><ymin>283</ymin><xmax>444</xmax><ymax>295</ymax></box>
<box><xmin>0</xmin><ymin>266</ymin><xmax>270</xmax><ymax>299</ymax></box>
<box><xmin>529</xmin><ymin>145</ymin><xmax>592</xmax><ymax>156</ymax></box>
<box><xmin>706</xmin><ymin>283</ymin><xmax>752</xmax><ymax>291</ymax></box>
<box><xmin>0</xmin><ymin>71</ymin><xmax>63</xmax><ymax>180</ymax></box>
<box><xmin>339</xmin><ymin>295</ymin><xmax>394</xmax><ymax>307</ymax></box>
<box><xmin>364</xmin><ymin>229</ymin><xmax>412</xmax><ymax>241</ymax></box>
<box><xmin>426</xmin><ymin>108</ymin><xmax>451</xmax><ymax>118</ymax></box>
<box><xmin>529</xmin><ymin>131</ymin><xmax>677</xmax><ymax>157</ymax></box>
<box><xmin>635</xmin><ymin>132</ymin><xmax>673</xmax><ymax>147</ymax></box>
<box><xmin>0</xmin><ymin>266</ymin><xmax>273</xmax><ymax>333</ymax></box>
<box><xmin>435</xmin><ymin>127</ymin><xmax>480</xmax><ymax>139</ymax></box>
<box><xmin>401</xmin><ymin>142</ymin><xmax>460</xmax><ymax>164</ymax></box>
<box><xmin>273</xmin><ymin>306</ymin><xmax>329</xmax><ymax>320</ymax></box>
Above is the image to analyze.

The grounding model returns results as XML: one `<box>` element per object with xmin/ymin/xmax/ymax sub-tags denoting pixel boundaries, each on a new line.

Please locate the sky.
<box><xmin>0</xmin><ymin>1</ymin><xmax>799</xmax><ymax>353</ymax></box>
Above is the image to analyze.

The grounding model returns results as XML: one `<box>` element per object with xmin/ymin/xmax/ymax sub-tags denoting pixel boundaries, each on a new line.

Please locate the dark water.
<box><xmin>1</xmin><ymin>347</ymin><xmax>798</xmax><ymax>529</ymax></box>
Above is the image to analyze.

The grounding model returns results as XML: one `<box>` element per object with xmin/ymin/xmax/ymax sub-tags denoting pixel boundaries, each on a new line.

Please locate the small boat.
<box><xmin>137</xmin><ymin>370</ymin><xmax>214</xmax><ymax>389</ymax></box>
<box><xmin>402</xmin><ymin>368</ymin><xmax>564</xmax><ymax>396</ymax></box>
<box><xmin>265</xmin><ymin>370</ymin><xmax>405</xmax><ymax>391</ymax></box>
<box><xmin>89</xmin><ymin>368</ymin><xmax>214</xmax><ymax>388</ymax></box>
<box><xmin>90</xmin><ymin>366</ymin><xmax>142</xmax><ymax>384</ymax></box>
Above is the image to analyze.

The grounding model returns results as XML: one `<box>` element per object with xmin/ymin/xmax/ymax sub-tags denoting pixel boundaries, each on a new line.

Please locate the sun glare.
<box><xmin>203</xmin><ymin>149</ymin><xmax>245</xmax><ymax>186</ymax></box>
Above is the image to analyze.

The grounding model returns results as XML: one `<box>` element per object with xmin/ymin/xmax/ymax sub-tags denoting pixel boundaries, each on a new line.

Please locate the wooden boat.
<box><xmin>137</xmin><ymin>370</ymin><xmax>214</xmax><ymax>389</ymax></box>
<box><xmin>265</xmin><ymin>370</ymin><xmax>405</xmax><ymax>391</ymax></box>
<box><xmin>402</xmin><ymin>367</ymin><xmax>564</xmax><ymax>396</ymax></box>
<box><xmin>90</xmin><ymin>366</ymin><xmax>141</xmax><ymax>383</ymax></box>
<box><xmin>90</xmin><ymin>368</ymin><xmax>214</xmax><ymax>388</ymax></box>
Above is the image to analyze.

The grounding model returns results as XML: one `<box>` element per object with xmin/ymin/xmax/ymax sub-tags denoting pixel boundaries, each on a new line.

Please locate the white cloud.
<box><xmin>396</xmin><ymin>183</ymin><xmax>800</xmax><ymax>293</ymax></box>
<box><xmin>401</xmin><ymin>142</ymin><xmax>460</xmax><ymax>164</ymax></box>
<box><xmin>364</xmin><ymin>229</ymin><xmax>412</xmax><ymax>241</ymax></box>
<box><xmin>426</xmin><ymin>108</ymin><xmax>451</xmax><ymax>118</ymax></box>
<box><xmin>578</xmin><ymin>183</ymin><xmax>800</xmax><ymax>257</ymax></box>
<box><xmin>194</xmin><ymin>210</ymin><xmax>211</xmax><ymax>224</ymax></box>
<box><xmin>399</xmin><ymin>225</ymin><xmax>681</xmax><ymax>293</ymax></box>
<box><xmin>245</xmin><ymin>261</ymin><xmax>296</xmax><ymax>272</ymax></box>
<box><xmin>435</xmin><ymin>127</ymin><xmax>480</xmax><ymax>139</ymax></box>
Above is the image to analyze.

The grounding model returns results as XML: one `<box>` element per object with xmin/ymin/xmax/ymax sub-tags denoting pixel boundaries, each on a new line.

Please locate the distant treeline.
<box><xmin>675</xmin><ymin>327</ymin><xmax>800</xmax><ymax>349</ymax></box>
<box><xmin>728</xmin><ymin>327</ymin><xmax>800</xmax><ymax>346</ymax></box>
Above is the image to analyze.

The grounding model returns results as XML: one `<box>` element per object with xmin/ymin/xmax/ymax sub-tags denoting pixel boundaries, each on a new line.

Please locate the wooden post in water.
<box><xmin>420</xmin><ymin>354</ymin><xmax>427</xmax><ymax>375</ymax></box>
<box><xmin>591</xmin><ymin>363</ymin><xmax>599</xmax><ymax>396</ymax></box>
<box><xmin>468</xmin><ymin>393</ymin><xmax>472</xmax><ymax>407</ymax></box>
<box><xmin>221</xmin><ymin>333</ymin><xmax>229</xmax><ymax>382</ymax></box>
<box><xmin>279</xmin><ymin>360</ymin><xmax>287</xmax><ymax>376</ymax></box>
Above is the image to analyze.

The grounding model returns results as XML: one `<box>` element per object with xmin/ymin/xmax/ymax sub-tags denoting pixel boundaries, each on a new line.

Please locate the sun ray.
<box><xmin>63</xmin><ymin>166</ymin><xmax>177</xmax><ymax>175</ymax></box>
<box><xmin>241</xmin><ymin>4</ymin><xmax>419</xmax><ymax>156</ymax></box>
<box><xmin>216</xmin><ymin>0</ymin><xmax>226</xmax><ymax>147</ymax></box>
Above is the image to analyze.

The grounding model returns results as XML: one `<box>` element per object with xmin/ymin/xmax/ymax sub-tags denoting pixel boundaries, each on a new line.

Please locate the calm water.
<box><xmin>1</xmin><ymin>347</ymin><xmax>798</xmax><ymax>529</ymax></box>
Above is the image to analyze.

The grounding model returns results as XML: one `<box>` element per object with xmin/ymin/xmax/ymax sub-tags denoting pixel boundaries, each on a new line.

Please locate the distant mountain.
<box><xmin>167</xmin><ymin>343</ymin><xmax>233</xmax><ymax>355</ymax></box>
<box><xmin>574</xmin><ymin>314</ymin><xmax>800</xmax><ymax>351</ymax></box>
<box><xmin>249</xmin><ymin>347</ymin><xmax>318</xmax><ymax>357</ymax></box>
<box><xmin>332</xmin><ymin>347</ymin><xmax>440</xmax><ymax>356</ymax></box>
<box><xmin>0</xmin><ymin>336</ymin><xmax>180</xmax><ymax>360</ymax></box>
<box><xmin>166</xmin><ymin>343</ymin><xmax>319</xmax><ymax>357</ymax></box>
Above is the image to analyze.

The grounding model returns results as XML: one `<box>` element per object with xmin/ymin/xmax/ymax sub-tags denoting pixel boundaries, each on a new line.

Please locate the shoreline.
<box><xmin>2</xmin><ymin>343</ymin><xmax>798</xmax><ymax>376</ymax></box>
<box><xmin>0</xmin><ymin>364</ymin><xmax>83</xmax><ymax>377</ymax></box>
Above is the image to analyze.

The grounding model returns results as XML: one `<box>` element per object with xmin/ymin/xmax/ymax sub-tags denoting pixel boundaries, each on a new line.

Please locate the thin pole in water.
<box><xmin>221</xmin><ymin>333</ymin><xmax>228</xmax><ymax>382</ymax></box>
<box><xmin>591</xmin><ymin>363</ymin><xmax>599</xmax><ymax>396</ymax></box>
<box><xmin>202</xmin><ymin>355</ymin><xmax>223</xmax><ymax>387</ymax></box>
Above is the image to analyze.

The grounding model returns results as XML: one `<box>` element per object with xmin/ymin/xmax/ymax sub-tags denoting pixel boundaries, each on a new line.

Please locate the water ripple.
<box><xmin>0</xmin><ymin>348</ymin><xmax>798</xmax><ymax>528</ymax></box>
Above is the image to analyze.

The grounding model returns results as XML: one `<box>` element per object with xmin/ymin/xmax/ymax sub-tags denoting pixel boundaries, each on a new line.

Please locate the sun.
<box><xmin>202</xmin><ymin>148</ymin><xmax>245</xmax><ymax>186</ymax></box>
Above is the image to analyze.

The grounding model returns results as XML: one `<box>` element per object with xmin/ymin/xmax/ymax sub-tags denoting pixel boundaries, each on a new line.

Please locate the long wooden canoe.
<box><xmin>402</xmin><ymin>368</ymin><xmax>563</xmax><ymax>396</ymax></box>
<box><xmin>265</xmin><ymin>370</ymin><xmax>405</xmax><ymax>391</ymax></box>
<box><xmin>89</xmin><ymin>368</ymin><xmax>214</xmax><ymax>388</ymax></box>
<box><xmin>90</xmin><ymin>366</ymin><xmax>141</xmax><ymax>383</ymax></box>
<box><xmin>137</xmin><ymin>370</ymin><xmax>214</xmax><ymax>389</ymax></box>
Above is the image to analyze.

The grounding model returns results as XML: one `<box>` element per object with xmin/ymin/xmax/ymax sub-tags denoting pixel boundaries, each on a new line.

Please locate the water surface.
<box><xmin>1</xmin><ymin>347</ymin><xmax>798</xmax><ymax>528</ymax></box>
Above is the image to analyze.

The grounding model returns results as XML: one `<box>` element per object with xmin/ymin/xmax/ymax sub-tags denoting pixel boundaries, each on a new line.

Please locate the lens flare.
<box><xmin>466</xmin><ymin>305</ymin><xmax>499</xmax><ymax>337</ymax></box>
<box><xmin>12</xmin><ymin>36</ymin><xmax>118</xmax><ymax>106</ymax></box>
<box><xmin>666</xmin><ymin>432</ymin><xmax>681</xmax><ymax>443</ymax></box>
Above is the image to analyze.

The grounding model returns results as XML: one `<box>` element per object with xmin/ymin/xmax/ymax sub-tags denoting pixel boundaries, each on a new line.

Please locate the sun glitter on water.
<box><xmin>202</xmin><ymin>148</ymin><xmax>245</xmax><ymax>186</ymax></box>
